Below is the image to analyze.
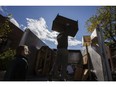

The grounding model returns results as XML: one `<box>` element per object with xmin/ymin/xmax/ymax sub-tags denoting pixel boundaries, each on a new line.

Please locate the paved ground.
<box><xmin>26</xmin><ymin>75</ymin><xmax>48</xmax><ymax>81</ymax></box>
<box><xmin>0</xmin><ymin>71</ymin><xmax>73</xmax><ymax>81</ymax></box>
<box><xmin>26</xmin><ymin>74</ymin><xmax>74</xmax><ymax>81</ymax></box>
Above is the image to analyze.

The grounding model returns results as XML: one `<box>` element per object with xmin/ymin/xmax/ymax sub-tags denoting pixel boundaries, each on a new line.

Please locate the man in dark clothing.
<box><xmin>4</xmin><ymin>45</ymin><xmax>30</xmax><ymax>81</ymax></box>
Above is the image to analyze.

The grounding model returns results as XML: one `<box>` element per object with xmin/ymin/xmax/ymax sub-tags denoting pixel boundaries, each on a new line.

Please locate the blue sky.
<box><xmin>0</xmin><ymin>6</ymin><xmax>100</xmax><ymax>50</ymax></box>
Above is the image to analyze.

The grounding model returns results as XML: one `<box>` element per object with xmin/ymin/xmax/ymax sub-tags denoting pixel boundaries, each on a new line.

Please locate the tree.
<box><xmin>0</xmin><ymin>48</ymin><xmax>15</xmax><ymax>70</ymax></box>
<box><xmin>86</xmin><ymin>6</ymin><xmax>116</xmax><ymax>44</ymax></box>
<box><xmin>0</xmin><ymin>14</ymin><xmax>12</xmax><ymax>52</ymax></box>
<box><xmin>0</xmin><ymin>14</ymin><xmax>16</xmax><ymax>70</ymax></box>
<box><xmin>0</xmin><ymin>14</ymin><xmax>12</xmax><ymax>37</ymax></box>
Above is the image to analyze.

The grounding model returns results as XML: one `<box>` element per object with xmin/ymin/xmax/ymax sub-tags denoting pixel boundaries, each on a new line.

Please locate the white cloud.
<box><xmin>26</xmin><ymin>17</ymin><xmax>82</xmax><ymax>47</ymax></box>
<box><xmin>26</xmin><ymin>17</ymin><xmax>58</xmax><ymax>44</ymax></box>
<box><xmin>20</xmin><ymin>24</ymin><xmax>27</xmax><ymax>31</ymax></box>
<box><xmin>10</xmin><ymin>18</ymin><xmax>20</xmax><ymax>28</ymax></box>
<box><xmin>0</xmin><ymin>6</ymin><xmax>4</xmax><ymax>12</ymax></box>
<box><xmin>68</xmin><ymin>36</ymin><xmax>82</xmax><ymax>46</ymax></box>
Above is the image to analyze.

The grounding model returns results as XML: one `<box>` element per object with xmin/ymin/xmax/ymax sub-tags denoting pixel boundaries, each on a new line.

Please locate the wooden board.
<box><xmin>82</xmin><ymin>69</ymin><xmax>89</xmax><ymax>80</ymax></box>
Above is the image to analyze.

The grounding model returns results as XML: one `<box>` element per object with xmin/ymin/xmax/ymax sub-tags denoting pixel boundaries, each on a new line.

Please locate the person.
<box><xmin>4</xmin><ymin>45</ymin><xmax>30</xmax><ymax>81</ymax></box>
<box><xmin>67</xmin><ymin>64</ymin><xmax>74</xmax><ymax>75</ymax></box>
<box><xmin>67</xmin><ymin>64</ymin><xmax>74</xmax><ymax>80</ymax></box>
<box><xmin>50</xmin><ymin>32</ymin><xmax>68</xmax><ymax>81</ymax></box>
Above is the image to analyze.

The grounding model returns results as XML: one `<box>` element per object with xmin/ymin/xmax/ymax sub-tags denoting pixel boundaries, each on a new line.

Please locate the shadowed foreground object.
<box><xmin>52</xmin><ymin>14</ymin><xmax>78</xmax><ymax>37</ymax></box>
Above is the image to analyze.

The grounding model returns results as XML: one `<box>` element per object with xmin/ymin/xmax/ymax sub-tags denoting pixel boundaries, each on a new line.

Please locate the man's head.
<box><xmin>16</xmin><ymin>45</ymin><xmax>30</xmax><ymax>57</ymax></box>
